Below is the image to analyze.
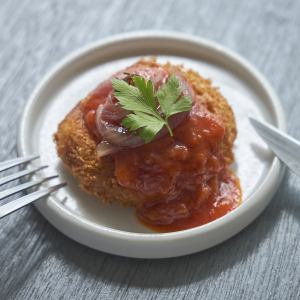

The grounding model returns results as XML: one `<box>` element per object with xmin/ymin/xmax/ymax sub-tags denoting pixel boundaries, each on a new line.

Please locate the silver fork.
<box><xmin>0</xmin><ymin>156</ymin><xmax>66</xmax><ymax>218</ymax></box>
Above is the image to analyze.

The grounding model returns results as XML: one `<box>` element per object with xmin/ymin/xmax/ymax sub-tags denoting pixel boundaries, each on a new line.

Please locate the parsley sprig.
<box><xmin>111</xmin><ymin>74</ymin><xmax>192</xmax><ymax>143</ymax></box>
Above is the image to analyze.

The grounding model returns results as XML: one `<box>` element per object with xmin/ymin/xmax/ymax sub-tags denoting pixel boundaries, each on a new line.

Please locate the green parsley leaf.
<box><xmin>132</xmin><ymin>75</ymin><xmax>156</xmax><ymax>110</ymax></box>
<box><xmin>122</xmin><ymin>112</ymin><xmax>165</xmax><ymax>143</ymax></box>
<box><xmin>112</xmin><ymin>74</ymin><xmax>192</xmax><ymax>143</ymax></box>
<box><xmin>112</xmin><ymin>78</ymin><xmax>156</xmax><ymax>116</ymax></box>
<box><xmin>157</xmin><ymin>74</ymin><xmax>192</xmax><ymax>118</ymax></box>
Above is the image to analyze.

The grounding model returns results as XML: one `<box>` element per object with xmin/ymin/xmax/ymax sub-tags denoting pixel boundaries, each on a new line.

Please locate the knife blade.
<box><xmin>249</xmin><ymin>117</ymin><xmax>300</xmax><ymax>177</ymax></box>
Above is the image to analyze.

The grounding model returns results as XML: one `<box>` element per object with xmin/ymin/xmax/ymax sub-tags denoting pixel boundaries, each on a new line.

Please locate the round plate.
<box><xmin>18</xmin><ymin>31</ymin><xmax>285</xmax><ymax>258</ymax></box>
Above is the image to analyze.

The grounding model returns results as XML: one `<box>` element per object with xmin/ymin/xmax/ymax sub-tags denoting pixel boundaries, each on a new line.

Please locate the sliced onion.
<box><xmin>96</xmin><ymin>104</ymin><xmax>144</xmax><ymax>148</ymax></box>
<box><xmin>94</xmin><ymin>69</ymin><xmax>196</xmax><ymax>157</ymax></box>
<box><xmin>96</xmin><ymin>141</ymin><xmax>122</xmax><ymax>157</ymax></box>
<box><xmin>100</xmin><ymin>93</ymin><xmax>128</xmax><ymax>124</ymax></box>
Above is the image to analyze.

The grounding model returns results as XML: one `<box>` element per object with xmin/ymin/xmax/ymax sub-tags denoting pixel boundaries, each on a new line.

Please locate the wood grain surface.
<box><xmin>0</xmin><ymin>0</ymin><xmax>300</xmax><ymax>299</ymax></box>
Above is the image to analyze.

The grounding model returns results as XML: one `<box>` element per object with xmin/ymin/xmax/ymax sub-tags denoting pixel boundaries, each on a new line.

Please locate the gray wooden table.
<box><xmin>1</xmin><ymin>0</ymin><xmax>300</xmax><ymax>299</ymax></box>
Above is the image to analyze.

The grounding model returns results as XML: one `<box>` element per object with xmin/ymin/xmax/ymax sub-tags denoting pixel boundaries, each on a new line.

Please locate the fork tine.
<box><xmin>0</xmin><ymin>183</ymin><xmax>66</xmax><ymax>218</ymax></box>
<box><xmin>0</xmin><ymin>156</ymin><xmax>39</xmax><ymax>172</ymax></box>
<box><xmin>0</xmin><ymin>175</ymin><xmax>59</xmax><ymax>200</ymax></box>
<box><xmin>0</xmin><ymin>165</ymin><xmax>48</xmax><ymax>186</ymax></box>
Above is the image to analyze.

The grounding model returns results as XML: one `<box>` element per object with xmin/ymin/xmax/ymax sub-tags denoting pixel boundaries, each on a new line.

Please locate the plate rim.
<box><xmin>17</xmin><ymin>30</ymin><xmax>285</xmax><ymax>257</ymax></box>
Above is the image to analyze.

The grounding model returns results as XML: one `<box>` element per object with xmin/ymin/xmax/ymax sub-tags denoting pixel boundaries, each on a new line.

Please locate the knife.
<box><xmin>249</xmin><ymin>117</ymin><xmax>300</xmax><ymax>177</ymax></box>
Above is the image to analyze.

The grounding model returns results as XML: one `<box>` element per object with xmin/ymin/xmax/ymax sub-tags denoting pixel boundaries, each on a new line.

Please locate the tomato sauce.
<box><xmin>114</xmin><ymin>104</ymin><xmax>241</xmax><ymax>232</ymax></box>
<box><xmin>83</xmin><ymin>69</ymin><xmax>241</xmax><ymax>233</ymax></box>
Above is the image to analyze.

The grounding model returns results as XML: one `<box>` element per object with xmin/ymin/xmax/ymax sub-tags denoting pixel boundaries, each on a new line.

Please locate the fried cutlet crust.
<box><xmin>54</xmin><ymin>60</ymin><xmax>237</xmax><ymax>206</ymax></box>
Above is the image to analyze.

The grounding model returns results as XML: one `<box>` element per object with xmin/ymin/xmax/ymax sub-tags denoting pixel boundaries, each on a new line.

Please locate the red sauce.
<box><xmin>83</xmin><ymin>68</ymin><xmax>241</xmax><ymax>232</ymax></box>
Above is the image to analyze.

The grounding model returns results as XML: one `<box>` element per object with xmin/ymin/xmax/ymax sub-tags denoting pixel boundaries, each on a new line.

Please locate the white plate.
<box><xmin>18</xmin><ymin>31</ymin><xmax>285</xmax><ymax>258</ymax></box>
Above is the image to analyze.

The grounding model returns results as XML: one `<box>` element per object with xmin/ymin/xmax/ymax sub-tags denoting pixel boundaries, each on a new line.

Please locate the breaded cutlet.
<box><xmin>54</xmin><ymin>59</ymin><xmax>237</xmax><ymax>206</ymax></box>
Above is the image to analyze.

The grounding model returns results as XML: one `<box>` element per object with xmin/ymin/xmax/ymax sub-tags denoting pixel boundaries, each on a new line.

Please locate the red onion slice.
<box><xmin>96</xmin><ymin>141</ymin><xmax>122</xmax><ymax>157</ymax></box>
<box><xmin>96</xmin><ymin>104</ymin><xmax>144</xmax><ymax>148</ymax></box>
<box><xmin>94</xmin><ymin>69</ymin><xmax>195</xmax><ymax>157</ymax></box>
